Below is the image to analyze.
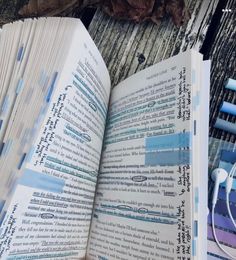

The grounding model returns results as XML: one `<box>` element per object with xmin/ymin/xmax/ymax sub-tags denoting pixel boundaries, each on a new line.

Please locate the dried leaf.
<box><xmin>19</xmin><ymin>0</ymin><xmax>79</xmax><ymax>16</ymax></box>
<box><xmin>102</xmin><ymin>0</ymin><xmax>156</xmax><ymax>21</ymax></box>
<box><xmin>165</xmin><ymin>0</ymin><xmax>190</xmax><ymax>26</ymax></box>
<box><xmin>18</xmin><ymin>0</ymin><xmax>190</xmax><ymax>26</ymax></box>
<box><xmin>127</xmin><ymin>0</ymin><xmax>155</xmax><ymax>11</ymax></box>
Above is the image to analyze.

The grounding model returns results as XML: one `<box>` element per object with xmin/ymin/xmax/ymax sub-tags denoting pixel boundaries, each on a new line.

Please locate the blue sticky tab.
<box><xmin>193</xmin><ymin>91</ymin><xmax>200</xmax><ymax>109</ymax></box>
<box><xmin>195</xmin><ymin>187</ymin><xmax>199</xmax><ymax>212</ymax></box>
<box><xmin>145</xmin><ymin>150</ymin><xmax>190</xmax><ymax>166</ymax></box>
<box><xmin>26</xmin><ymin>146</ymin><xmax>35</xmax><ymax>162</ymax></box>
<box><xmin>225</xmin><ymin>78</ymin><xmax>236</xmax><ymax>91</ymax></box>
<box><xmin>38</xmin><ymin>70</ymin><xmax>49</xmax><ymax>88</ymax></box>
<box><xmin>20</xmin><ymin>128</ymin><xmax>29</xmax><ymax>146</ymax></box>
<box><xmin>0</xmin><ymin>142</ymin><xmax>4</xmax><ymax>156</ymax></box>
<box><xmin>220</xmin><ymin>101</ymin><xmax>236</xmax><ymax>116</ymax></box>
<box><xmin>0</xmin><ymin>200</ymin><xmax>5</xmax><ymax>213</ymax></box>
<box><xmin>220</xmin><ymin>150</ymin><xmax>236</xmax><ymax>164</ymax></box>
<box><xmin>207</xmin><ymin>253</ymin><xmax>227</xmax><ymax>260</ymax></box>
<box><xmin>194</xmin><ymin>220</ymin><xmax>198</xmax><ymax>237</ymax></box>
<box><xmin>220</xmin><ymin>177</ymin><xmax>236</xmax><ymax>190</ymax></box>
<box><xmin>146</xmin><ymin>132</ymin><xmax>190</xmax><ymax>151</ymax></box>
<box><xmin>18</xmin><ymin>169</ymin><xmax>65</xmax><ymax>193</ymax></box>
<box><xmin>0</xmin><ymin>211</ymin><xmax>6</xmax><ymax>226</ymax></box>
<box><xmin>219</xmin><ymin>161</ymin><xmax>232</xmax><ymax>174</ymax></box>
<box><xmin>98</xmin><ymin>256</ymin><xmax>108</xmax><ymax>260</ymax></box>
<box><xmin>17</xmin><ymin>45</ymin><xmax>24</xmax><ymax>61</ymax></box>
<box><xmin>1</xmin><ymin>140</ymin><xmax>12</xmax><ymax>156</ymax></box>
<box><xmin>218</xmin><ymin>187</ymin><xmax>236</xmax><ymax>203</ymax></box>
<box><xmin>18</xmin><ymin>153</ymin><xmax>26</xmax><ymax>169</ymax></box>
<box><xmin>1</xmin><ymin>95</ymin><xmax>9</xmax><ymax>113</ymax></box>
<box><xmin>214</xmin><ymin>118</ymin><xmax>236</xmax><ymax>135</ymax></box>
<box><xmin>194</xmin><ymin>120</ymin><xmax>197</xmax><ymax>135</ymax></box>
<box><xmin>192</xmin><ymin>239</ymin><xmax>196</xmax><ymax>256</ymax></box>
<box><xmin>16</xmin><ymin>78</ymin><xmax>24</xmax><ymax>95</ymax></box>
<box><xmin>46</xmin><ymin>72</ymin><xmax>58</xmax><ymax>103</ymax></box>
<box><xmin>192</xmin><ymin>70</ymin><xmax>196</xmax><ymax>84</ymax></box>
<box><xmin>39</xmin><ymin>70</ymin><xmax>45</xmax><ymax>86</ymax></box>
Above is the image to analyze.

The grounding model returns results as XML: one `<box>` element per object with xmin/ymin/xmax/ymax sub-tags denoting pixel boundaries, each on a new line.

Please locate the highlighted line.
<box><xmin>18</xmin><ymin>169</ymin><xmax>65</xmax><ymax>193</ymax></box>
<box><xmin>109</xmin><ymin>103</ymin><xmax>175</xmax><ymax>125</ymax></box>
<box><xmin>95</xmin><ymin>208</ymin><xmax>177</xmax><ymax>225</ymax></box>
<box><xmin>145</xmin><ymin>150</ymin><xmax>190</xmax><ymax>166</ymax></box>
<box><xmin>101</xmin><ymin>204</ymin><xmax>176</xmax><ymax>219</ymax></box>
<box><xmin>73</xmin><ymin>80</ymin><xmax>106</xmax><ymax>119</ymax></box>
<box><xmin>46</xmin><ymin>156</ymin><xmax>97</xmax><ymax>178</ymax></box>
<box><xmin>73</xmin><ymin>73</ymin><xmax>107</xmax><ymax>116</ymax></box>
<box><xmin>146</xmin><ymin>132</ymin><xmax>190</xmax><ymax>150</ymax></box>
<box><xmin>106</xmin><ymin>125</ymin><xmax>174</xmax><ymax>141</ymax></box>
<box><xmin>45</xmin><ymin>162</ymin><xmax>96</xmax><ymax>184</ymax></box>
<box><xmin>65</xmin><ymin>124</ymin><xmax>91</xmax><ymax>142</ymax></box>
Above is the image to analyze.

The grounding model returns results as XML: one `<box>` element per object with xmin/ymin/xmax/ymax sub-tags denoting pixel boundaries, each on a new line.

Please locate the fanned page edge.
<box><xmin>198</xmin><ymin>60</ymin><xmax>210</xmax><ymax>260</ymax></box>
<box><xmin>0</xmin><ymin>17</ymin><xmax>111</xmax><ymax>259</ymax></box>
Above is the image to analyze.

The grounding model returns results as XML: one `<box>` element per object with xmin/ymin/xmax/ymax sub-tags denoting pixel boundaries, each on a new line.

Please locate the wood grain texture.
<box><xmin>89</xmin><ymin>0</ymin><xmax>236</xmax><ymax>141</ymax></box>
<box><xmin>88</xmin><ymin>0</ymin><xmax>219</xmax><ymax>87</ymax></box>
<box><xmin>0</xmin><ymin>0</ymin><xmax>23</xmax><ymax>26</ymax></box>
<box><xmin>1</xmin><ymin>0</ymin><xmax>235</xmax><ymax>141</ymax></box>
<box><xmin>206</xmin><ymin>0</ymin><xmax>236</xmax><ymax>141</ymax></box>
<box><xmin>0</xmin><ymin>0</ymin><xmax>88</xmax><ymax>26</ymax></box>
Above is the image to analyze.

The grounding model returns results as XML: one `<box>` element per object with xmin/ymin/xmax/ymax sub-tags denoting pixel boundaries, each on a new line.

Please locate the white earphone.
<box><xmin>211</xmin><ymin>165</ymin><xmax>236</xmax><ymax>259</ymax></box>
<box><xmin>211</xmin><ymin>168</ymin><xmax>228</xmax><ymax>206</ymax></box>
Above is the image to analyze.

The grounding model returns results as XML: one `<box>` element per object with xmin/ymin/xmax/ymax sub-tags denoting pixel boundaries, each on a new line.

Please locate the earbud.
<box><xmin>211</xmin><ymin>167</ymin><xmax>236</xmax><ymax>259</ymax></box>
<box><xmin>211</xmin><ymin>168</ymin><xmax>228</xmax><ymax>206</ymax></box>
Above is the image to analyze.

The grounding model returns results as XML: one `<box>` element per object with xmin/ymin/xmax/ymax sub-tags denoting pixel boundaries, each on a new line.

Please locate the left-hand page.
<box><xmin>0</xmin><ymin>17</ymin><xmax>110</xmax><ymax>259</ymax></box>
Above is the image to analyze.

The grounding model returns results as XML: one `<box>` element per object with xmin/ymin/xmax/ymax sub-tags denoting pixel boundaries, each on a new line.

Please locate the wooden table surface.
<box><xmin>0</xmin><ymin>0</ymin><xmax>235</xmax><ymax>141</ymax></box>
<box><xmin>88</xmin><ymin>0</ymin><xmax>236</xmax><ymax>143</ymax></box>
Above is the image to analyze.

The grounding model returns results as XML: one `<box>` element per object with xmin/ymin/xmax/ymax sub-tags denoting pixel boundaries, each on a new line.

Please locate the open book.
<box><xmin>0</xmin><ymin>17</ymin><xmax>210</xmax><ymax>260</ymax></box>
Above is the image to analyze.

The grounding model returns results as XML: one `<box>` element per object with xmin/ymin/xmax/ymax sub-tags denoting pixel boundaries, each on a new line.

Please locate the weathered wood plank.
<box><xmin>89</xmin><ymin>0</ymin><xmax>236</xmax><ymax>142</ymax></box>
<box><xmin>0</xmin><ymin>0</ymin><xmax>22</xmax><ymax>26</ymax></box>
<box><xmin>0</xmin><ymin>0</ymin><xmax>94</xmax><ymax>28</ymax></box>
<box><xmin>206</xmin><ymin>0</ymin><xmax>236</xmax><ymax>141</ymax></box>
<box><xmin>89</xmin><ymin>0</ymin><xmax>219</xmax><ymax>87</ymax></box>
<box><xmin>1</xmin><ymin>1</ymin><xmax>235</xmax><ymax>142</ymax></box>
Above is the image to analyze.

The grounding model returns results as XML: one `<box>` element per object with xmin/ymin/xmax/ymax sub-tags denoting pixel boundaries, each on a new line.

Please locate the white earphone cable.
<box><xmin>226</xmin><ymin>193</ymin><xmax>236</xmax><ymax>229</ymax></box>
<box><xmin>212</xmin><ymin>206</ymin><xmax>236</xmax><ymax>259</ymax></box>
<box><xmin>229</xmin><ymin>163</ymin><xmax>236</xmax><ymax>178</ymax></box>
<box><xmin>226</xmin><ymin>163</ymin><xmax>236</xmax><ymax>230</ymax></box>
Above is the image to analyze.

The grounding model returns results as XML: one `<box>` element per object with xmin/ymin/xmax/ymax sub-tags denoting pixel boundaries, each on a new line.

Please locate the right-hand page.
<box><xmin>87</xmin><ymin>50</ymin><xmax>210</xmax><ymax>260</ymax></box>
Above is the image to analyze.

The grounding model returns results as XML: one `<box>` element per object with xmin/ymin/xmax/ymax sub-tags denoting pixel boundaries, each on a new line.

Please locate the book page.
<box><xmin>0</xmin><ymin>19</ymin><xmax>110</xmax><ymax>259</ymax></box>
<box><xmin>87</xmin><ymin>51</ymin><xmax>207</xmax><ymax>259</ymax></box>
